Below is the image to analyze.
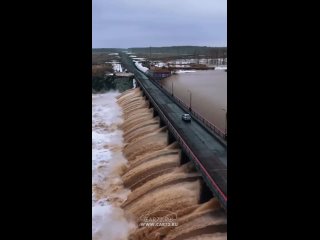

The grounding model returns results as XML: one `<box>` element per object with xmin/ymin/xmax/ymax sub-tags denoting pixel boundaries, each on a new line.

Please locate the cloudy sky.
<box><xmin>93</xmin><ymin>0</ymin><xmax>227</xmax><ymax>48</ymax></box>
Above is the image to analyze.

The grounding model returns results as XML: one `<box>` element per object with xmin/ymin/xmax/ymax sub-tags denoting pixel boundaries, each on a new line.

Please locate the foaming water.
<box><xmin>123</xmin><ymin>168</ymin><xmax>201</xmax><ymax>207</ymax></box>
<box><xmin>92</xmin><ymin>92</ymin><xmax>136</xmax><ymax>240</ymax></box>
<box><xmin>115</xmin><ymin>88</ymin><xmax>227</xmax><ymax>240</ymax></box>
<box><xmin>92</xmin><ymin>204</ymin><xmax>134</xmax><ymax>240</ymax></box>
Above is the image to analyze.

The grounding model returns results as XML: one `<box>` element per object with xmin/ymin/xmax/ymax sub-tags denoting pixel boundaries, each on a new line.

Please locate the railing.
<box><xmin>135</xmin><ymin>76</ymin><xmax>227</xmax><ymax>210</ymax></box>
<box><xmin>144</xmin><ymin>70</ymin><xmax>227</xmax><ymax>142</ymax></box>
<box><xmin>173</xmin><ymin>95</ymin><xmax>226</xmax><ymax>139</ymax></box>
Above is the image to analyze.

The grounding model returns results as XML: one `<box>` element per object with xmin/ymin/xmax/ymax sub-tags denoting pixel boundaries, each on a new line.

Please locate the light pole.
<box><xmin>187</xmin><ymin>90</ymin><xmax>192</xmax><ymax>111</ymax></box>
<box><xmin>172</xmin><ymin>82</ymin><xmax>173</xmax><ymax>96</ymax></box>
<box><xmin>221</xmin><ymin>108</ymin><xmax>227</xmax><ymax>139</ymax></box>
<box><xmin>225</xmin><ymin>111</ymin><xmax>227</xmax><ymax>140</ymax></box>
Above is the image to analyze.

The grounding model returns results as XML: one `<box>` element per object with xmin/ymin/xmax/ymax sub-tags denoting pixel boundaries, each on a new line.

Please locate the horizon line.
<box><xmin>92</xmin><ymin>45</ymin><xmax>227</xmax><ymax>49</ymax></box>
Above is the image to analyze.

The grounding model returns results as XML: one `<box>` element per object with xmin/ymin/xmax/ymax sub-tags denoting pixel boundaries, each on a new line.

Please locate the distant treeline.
<box><xmin>129</xmin><ymin>46</ymin><xmax>227</xmax><ymax>58</ymax></box>
<box><xmin>92</xmin><ymin>46</ymin><xmax>227</xmax><ymax>58</ymax></box>
<box><xmin>92</xmin><ymin>48</ymin><xmax>123</xmax><ymax>53</ymax></box>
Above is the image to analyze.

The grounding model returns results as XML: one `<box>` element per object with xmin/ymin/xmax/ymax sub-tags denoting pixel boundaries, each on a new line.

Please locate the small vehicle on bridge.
<box><xmin>182</xmin><ymin>114</ymin><xmax>191</xmax><ymax>122</ymax></box>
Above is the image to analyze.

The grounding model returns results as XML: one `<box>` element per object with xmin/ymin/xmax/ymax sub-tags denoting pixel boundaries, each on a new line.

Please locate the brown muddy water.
<box><xmin>92</xmin><ymin>88</ymin><xmax>227</xmax><ymax>240</ymax></box>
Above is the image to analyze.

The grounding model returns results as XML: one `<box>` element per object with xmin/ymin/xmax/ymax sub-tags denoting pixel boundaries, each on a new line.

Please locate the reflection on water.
<box><xmin>161</xmin><ymin>70</ymin><xmax>227</xmax><ymax>131</ymax></box>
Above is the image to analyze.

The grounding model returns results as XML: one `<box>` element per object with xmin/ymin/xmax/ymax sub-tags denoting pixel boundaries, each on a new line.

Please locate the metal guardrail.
<box><xmin>173</xmin><ymin>95</ymin><xmax>226</xmax><ymax>139</ymax></box>
<box><xmin>135</xmin><ymin>76</ymin><xmax>227</xmax><ymax>210</ymax></box>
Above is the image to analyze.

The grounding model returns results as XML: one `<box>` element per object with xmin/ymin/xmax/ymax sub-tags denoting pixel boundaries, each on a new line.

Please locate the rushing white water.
<box><xmin>92</xmin><ymin>92</ymin><xmax>136</xmax><ymax>240</ymax></box>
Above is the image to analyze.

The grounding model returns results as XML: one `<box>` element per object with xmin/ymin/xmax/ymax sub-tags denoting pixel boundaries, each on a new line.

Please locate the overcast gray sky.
<box><xmin>93</xmin><ymin>0</ymin><xmax>227</xmax><ymax>48</ymax></box>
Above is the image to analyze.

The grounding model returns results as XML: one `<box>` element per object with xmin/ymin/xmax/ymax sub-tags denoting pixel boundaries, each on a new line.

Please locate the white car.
<box><xmin>181</xmin><ymin>114</ymin><xmax>191</xmax><ymax>122</ymax></box>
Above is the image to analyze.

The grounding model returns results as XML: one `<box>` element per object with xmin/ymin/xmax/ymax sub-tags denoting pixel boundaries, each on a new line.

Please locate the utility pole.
<box><xmin>220</xmin><ymin>108</ymin><xmax>227</xmax><ymax>140</ymax></box>
<box><xmin>172</xmin><ymin>82</ymin><xmax>173</xmax><ymax>96</ymax></box>
<box><xmin>225</xmin><ymin>111</ymin><xmax>227</xmax><ymax>140</ymax></box>
<box><xmin>188</xmin><ymin>90</ymin><xmax>192</xmax><ymax>110</ymax></box>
